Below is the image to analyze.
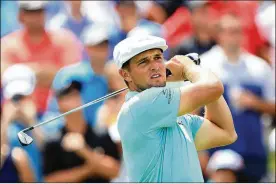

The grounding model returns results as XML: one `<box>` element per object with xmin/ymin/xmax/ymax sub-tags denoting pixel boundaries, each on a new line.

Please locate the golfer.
<box><xmin>114</xmin><ymin>35</ymin><xmax>237</xmax><ymax>182</ymax></box>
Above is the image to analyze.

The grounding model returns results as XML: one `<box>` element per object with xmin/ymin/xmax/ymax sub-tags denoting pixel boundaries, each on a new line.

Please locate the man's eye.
<box><xmin>138</xmin><ymin>60</ymin><xmax>146</xmax><ymax>65</ymax></box>
<box><xmin>155</xmin><ymin>56</ymin><xmax>162</xmax><ymax>60</ymax></box>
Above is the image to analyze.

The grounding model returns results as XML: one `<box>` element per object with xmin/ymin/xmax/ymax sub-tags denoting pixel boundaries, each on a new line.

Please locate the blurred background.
<box><xmin>0</xmin><ymin>0</ymin><xmax>275</xmax><ymax>182</ymax></box>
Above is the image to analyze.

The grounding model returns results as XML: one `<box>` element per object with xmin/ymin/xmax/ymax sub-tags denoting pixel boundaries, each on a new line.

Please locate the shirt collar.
<box><xmin>125</xmin><ymin>90</ymin><xmax>139</xmax><ymax>101</ymax></box>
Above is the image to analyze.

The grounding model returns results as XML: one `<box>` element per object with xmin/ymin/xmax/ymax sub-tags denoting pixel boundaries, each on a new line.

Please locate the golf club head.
<box><xmin>17</xmin><ymin>131</ymin><xmax>33</xmax><ymax>146</ymax></box>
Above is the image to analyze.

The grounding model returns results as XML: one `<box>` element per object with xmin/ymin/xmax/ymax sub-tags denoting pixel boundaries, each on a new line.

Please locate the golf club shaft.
<box><xmin>22</xmin><ymin>87</ymin><xmax>128</xmax><ymax>133</ymax></box>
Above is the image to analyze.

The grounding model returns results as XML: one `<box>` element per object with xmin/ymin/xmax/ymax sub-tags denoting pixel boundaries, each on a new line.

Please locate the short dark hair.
<box><xmin>122</xmin><ymin>59</ymin><xmax>130</xmax><ymax>70</ymax></box>
<box><xmin>56</xmin><ymin>81</ymin><xmax>82</xmax><ymax>98</ymax></box>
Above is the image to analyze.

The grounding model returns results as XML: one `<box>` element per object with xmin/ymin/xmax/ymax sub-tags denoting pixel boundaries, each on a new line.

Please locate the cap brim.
<box><xmin>55</xmin><ymin>80</ymin><xmax>82</xmax><ymax>97</ymax></box>
<box><xmin>120</xmin><ymin>45</ymin><xmax>168</xmax><ymax>68</ymax></box>
<box><xmin>4</xmin><ymin>80</ymin><xmax>34</xmax><ymax>99</ymax></box>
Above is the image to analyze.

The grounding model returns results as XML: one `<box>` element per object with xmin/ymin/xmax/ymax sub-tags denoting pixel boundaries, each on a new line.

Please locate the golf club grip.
<box><xmin>166</xmin><ymin>56</ymin><xmax>200</xmax><ymax>77</ymax></box>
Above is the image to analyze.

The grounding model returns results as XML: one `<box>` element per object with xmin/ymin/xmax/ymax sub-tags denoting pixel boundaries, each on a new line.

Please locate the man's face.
<box><xmin>117</xmin><ymin>3</ymin><xmax>137</xmax><ymax>18</ymax></box>
<box><xmin>86</xmin><ymin>41</ymin><xmax>109</xmax><ymax>62</ymax></box>
<box><xmin>116</xmin><ymin>3</ymin><xmax>137</xmax><ymax>32</ymax></box>
<box><xmin>120</xmin><ymin>49</ymin><xmax>166</xmax><ymax>91</ymax></box>
<box><xmin>20</xmin><ymin>9</ymin><xmax>45</xmax><ymax>31</ymax></box>
<box><xmin>57</xmin><ymin>90</ymin><xmax>82</xmax><ymax>113</ymax></box>
<box><xmin>218</xmin><ymin>15</ymin><xmax>243</xmax><ymax>51</ymax></box>
<box><xmin>191</xmin><ymin>5</ymin><xmax>210</xmax><ymax>31</ymax></box>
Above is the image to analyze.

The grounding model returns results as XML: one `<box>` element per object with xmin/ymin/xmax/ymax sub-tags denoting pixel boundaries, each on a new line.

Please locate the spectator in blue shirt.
<box><xmin>109</xmin><ymin>0</ymin><xmax>164</xmax><ymax>59</ymax></box>
<box><xmin>47</xmin><ymin>0</ymin><xmax>94</xmax><ymax>60</ymax></box>
<box><xmin>200</xmin><ymin>14</ymin><xmax>275</xmax><ymax>182</ymax></box>
<box><xmin>45</xmin><ymin>24</ymin><xmax>111</xmax><ymax>130</ymax></box>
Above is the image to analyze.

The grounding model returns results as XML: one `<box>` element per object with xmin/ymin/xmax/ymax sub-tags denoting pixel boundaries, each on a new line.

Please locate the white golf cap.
<box><xmin>82</xmin><ymin>24</ymin><xmax>109</xmax><ymax>46</ymax></box>
<box><xmin>113</xmin><ymin>35</ymin><xmax>168</xmax><ymax>69</ymax></box>
<box><xmin>207</xmin><ymin>149</ymin><xmax>244</xmax><ymax>173</ymax></box>
<box><xmin>18</xmin><ymin>1</ymin><xmax>47</xmax><ymax>11</ymax></box>
<box><xmin>2</xmin><ymin>64</ymin><xmax>36</xmax><ymax>100</ymax></box>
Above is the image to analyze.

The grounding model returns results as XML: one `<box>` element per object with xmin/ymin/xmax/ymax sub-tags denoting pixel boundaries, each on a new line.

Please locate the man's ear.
<box><xmin>18</xmin><ymin>10</ymin><xmax>23</xmax><ymax>23</ymax></box>
<box><xmin>119</xmin><ymin>69</ymin><xmax>132</xmax><ymax>83</ymax></box>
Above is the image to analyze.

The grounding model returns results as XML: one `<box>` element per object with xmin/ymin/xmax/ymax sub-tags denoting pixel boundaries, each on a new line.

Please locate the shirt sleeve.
<box><xmin>181</xmin><ymin>114</ymin><xmax>204</xmax><ymax>139</ymax></box>
<box><xmin>57</xmin><ymin>29</ymin><xmax>83</xmax><ymax>66</ymax></box>
<box><xmin>130</xmin><ymin>87</ymin><xmax>181</xmax><ymax>131</ymax></box>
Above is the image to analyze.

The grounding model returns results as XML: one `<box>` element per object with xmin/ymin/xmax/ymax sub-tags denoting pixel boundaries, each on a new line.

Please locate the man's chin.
<box><xmin>150</xmin><ymin>82</ymin><xmax>166</xmax><ymax>88</ymax></box>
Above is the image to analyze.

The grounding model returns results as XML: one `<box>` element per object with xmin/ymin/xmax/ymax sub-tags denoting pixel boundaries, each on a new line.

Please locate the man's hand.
<box><xmin>61</xmin><ymin>132</ymin><xmax>119</xmax><ymax>179</ymax></box>
<box><xmin>18</xmin><ymin>99</ymin><xmax>37</xmax><ymax>126</ymax></box>
<box><xmin>61</xmin><ymin>132</ymin><xmax>86</xmax><ymax>152</ymax></box>
<box><xmin>236</xmin><ymin>90</ymin><xmax>260</xmax><ymax>109</ymax></box>
<box><xmin>166</xmin><ymin>55</ymin><xmax>196</xmax><ymax>82</ymax></box>
<box><xmin>61</xmin><ymin>133</ymin><xmax>97</xmax><ymax>175</ymax></box>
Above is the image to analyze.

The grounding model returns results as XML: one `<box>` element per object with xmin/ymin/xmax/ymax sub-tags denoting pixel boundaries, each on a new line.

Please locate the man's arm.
<box><xmin>194</xmin><ymin>96</ymin><xmax>237</xmax><ymax>151</ymax></box>
<box><xmin>166</xmin><ymin>55</ymin><xmax>224</xmax><ymax>115</ymax></box>
<box><xmin>238</xmin><ymin>90</ymin><xmax>275</xmax><ymax>115</ymax></box>
<box><xmin>56</xmin><ymin>28</ymin><xmax>82</xmax><ymax>66</ymax></box>
<box><xmin>44</xmin><ymin>164</ymin><xmax>93</xmax><ymax>183</ymax></box>
<box><xmin>43</xmin><ymin>141</ymin><xmax>94</xmax><ymax>183</ymax></box>
<box><xmin>76</xmin><ymin>146</ymin><xmax>120</xmax><ymax>180</ymax></box>
<box><xmin>12</xmin><ymin>148</ymin><xmax>36</xmax><ymax>182</ymax></box>
<box><xmin>61</xmin><ymin>132</ymin><xmax>120</xmax><ymax>180</ymax></box>
<box><xmin>167</xmin><ymin>55</ymin><xmax>237</xmax><ymax>150</ymax></box>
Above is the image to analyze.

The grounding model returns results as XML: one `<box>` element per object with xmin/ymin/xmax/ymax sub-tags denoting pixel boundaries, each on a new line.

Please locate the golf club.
<box><xmin>17</xmin><ymin>87</ymin><xmax>128</xmax><ymax>146</ymax></box>
<box><xmin>17</xmin><ymin>53</ymin><xmax>200</xmax><ymax>146</ymax></box>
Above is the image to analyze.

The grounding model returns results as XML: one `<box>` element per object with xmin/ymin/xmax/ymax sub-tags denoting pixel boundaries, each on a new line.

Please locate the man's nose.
<box><xmin>150</xmin><ymin>61</ymin><xmax>161</xmax><ymax>71</ymax></box>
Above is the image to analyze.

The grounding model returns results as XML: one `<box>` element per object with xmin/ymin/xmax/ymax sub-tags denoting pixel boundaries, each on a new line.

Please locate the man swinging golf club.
<box><xmin>114</xmin><ymin>35</ymin><xmax>237</xmax><ymax>182</ymax></box>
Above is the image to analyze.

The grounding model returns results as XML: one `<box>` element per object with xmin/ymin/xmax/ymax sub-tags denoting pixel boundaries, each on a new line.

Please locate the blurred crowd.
<box><xmin>0</xmin><ymin>0</ymin><xmax>275</xmax><ymax>183</ymax></box>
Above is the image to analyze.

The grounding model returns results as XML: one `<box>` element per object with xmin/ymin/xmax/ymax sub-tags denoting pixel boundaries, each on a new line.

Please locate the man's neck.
<box><xmin>121</xmin><ymin>16</ymin><xmax>138</xmax><ymax>33</ymax></box>
<box><xmin>71</xmin><ymin>8</ymin><xmax>83</xmax><ymax>21</ymax></box>
<box><xmin>26</xmin><ymin>29</ymin><xmax>45</xmax><ymax>44</ymax></box>
<box><xmin>90</xmin><ymin>60</ymin><xmax>105</xmax><ymax>75</ymax></box>
<box><xmin>222</xmin><ymin>46</ymin><xmax>242</xmax><ymax>63</ymax></box>
<box><xmin>194</xmin><ymin>30</ymin><xmax>212</xmax><ymax>45</ymax></box>
<box><xmin>65</xmin><ymin>115</ymin><xmax>87</xmax><ymax>134</ymax></box>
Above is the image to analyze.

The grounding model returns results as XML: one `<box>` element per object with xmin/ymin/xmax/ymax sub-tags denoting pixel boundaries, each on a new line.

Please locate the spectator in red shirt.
<box><xmin>207</xmin><ymin>1</ymin><xmax>268</xmax><ymax>58</ymax></box>
<box><xmin>171</xmin><ymin>1</ymin><xmax>216</xmax><ymax>57</ymax></box>
<box><xmin>1</xmin><ymin>1</ymin><xmax>82</xmax><ymax>116</ymax></box>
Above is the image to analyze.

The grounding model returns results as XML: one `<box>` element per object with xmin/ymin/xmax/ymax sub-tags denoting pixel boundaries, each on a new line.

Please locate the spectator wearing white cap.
<box><xmin>1</xmin><ymin>64</ymin><xmax>44</xmax><ymax>181</ymax></box>
<box><xmin>206</xmin><ymin>149</ymin><xmax>244</xmax><ymax>182</ymax></box>
<box><xmin>113</xmin><ymin>35</ymin><xmax>236</xmax><ymax>182</ymax></box>
<box><xmin>1</xmin><ymin>0</ymin><xmax>82</xmax><ymax>116</ymax></box>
